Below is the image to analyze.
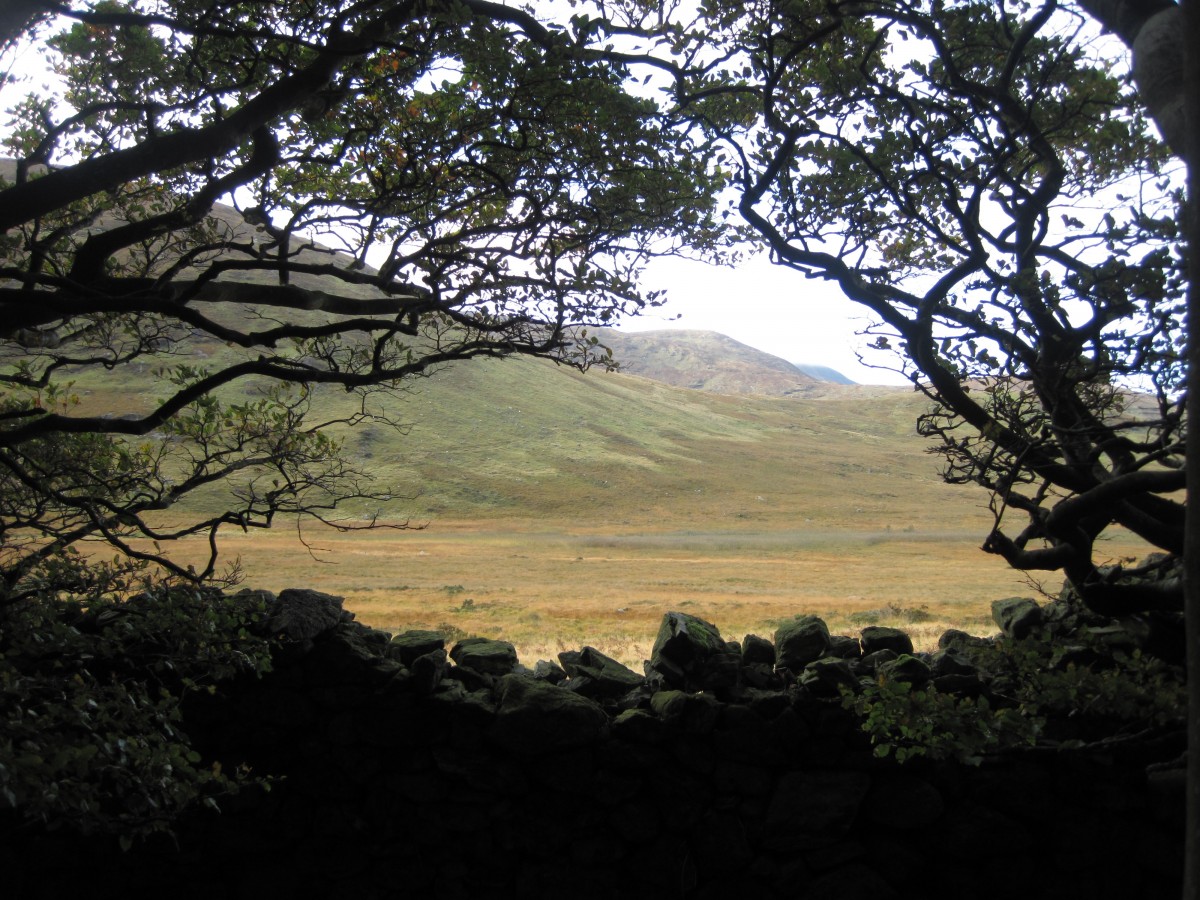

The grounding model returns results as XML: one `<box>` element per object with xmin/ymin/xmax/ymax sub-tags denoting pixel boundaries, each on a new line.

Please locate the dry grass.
<box><xmin>163</xmin><ymin>516</ymin><xmax>1147</xmax><ymax>670</ymax></box>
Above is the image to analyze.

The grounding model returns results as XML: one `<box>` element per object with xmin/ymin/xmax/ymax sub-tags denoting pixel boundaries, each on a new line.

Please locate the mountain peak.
<box><xmin>593</xmin><ymin>328</ymin><xmax>853</xmax><ymax>397</ymax></box>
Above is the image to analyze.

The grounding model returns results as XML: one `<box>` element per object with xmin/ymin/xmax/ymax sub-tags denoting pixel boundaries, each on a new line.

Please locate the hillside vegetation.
<box><xmin>108</xmin><ymin>346</ymin><xmax>1145</xmax><ymax>667</ymax></box>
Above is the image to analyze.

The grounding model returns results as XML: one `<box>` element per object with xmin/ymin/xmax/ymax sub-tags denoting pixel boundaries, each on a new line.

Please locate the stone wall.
<box><xmin>1</xmin><ymin>589</ymin><xmax>1185</xmax><ymax>900</ymax></box>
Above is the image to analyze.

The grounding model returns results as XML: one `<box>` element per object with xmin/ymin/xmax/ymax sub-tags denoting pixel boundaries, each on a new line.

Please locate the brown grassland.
<box><xmin>203</xmin><ymin>520</ymin><xmax>1044</xmax><ymax>669</ymax></box>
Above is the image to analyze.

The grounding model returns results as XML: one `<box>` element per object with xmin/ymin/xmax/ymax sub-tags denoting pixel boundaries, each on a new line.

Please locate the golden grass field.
<box><xmin>189</xmin><ymin>516</ymin><xmax>1146</xmax><ymax>671</ymax></box>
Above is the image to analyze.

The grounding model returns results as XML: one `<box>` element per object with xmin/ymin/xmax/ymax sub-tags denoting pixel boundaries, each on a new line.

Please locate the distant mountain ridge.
<box><xmin>793</xmin><ymin>363</ymin><xmax>856</xmax><ymax>385</ymax></box>
<box><xmin>595</xmin><ymin>328</ymin><xmax>854</xmax><ymax>397</ymax></box>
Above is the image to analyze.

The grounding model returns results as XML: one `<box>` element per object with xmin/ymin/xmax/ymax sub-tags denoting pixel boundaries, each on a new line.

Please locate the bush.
<box><xmin>843</xmin><ymin>625</ymin><xmax>1186</xmax><ymax>764</ymax></box>
<box><xmin>998</xmin><ymin>632</ymin><xmax>1187</xmax><ymax>740</ymax></box>
<box><xmin>847</xmin><ymin>604</ymin><xmax>934</xmax><ymax>626</ymax></box>
<box><xmin>0</xmin><ymin>559</ymin><xmax>272</xmax><ymax>844</ymax></box>
<box><xmin>843</xmin><ymin>679</ymin><xmax>1040</xmax><ymax>765</ymax></box>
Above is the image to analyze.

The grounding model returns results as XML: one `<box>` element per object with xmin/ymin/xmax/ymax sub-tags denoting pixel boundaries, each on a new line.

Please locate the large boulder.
<box><xmin>301</xmin><ymin>622</ymin><xmax>402</xmax><ymax>686</ymax></box>
<box><xmin>860</xmin><ymin>625</ymin><xmax>913</xmax><ymax>656</ymax></box>
<box><xmin>740</xmin><ymin>633</ymin><xmax>781</xmax><ymax>689</ymax></box>
<box><xmin>262</xmin><ymin>588</ymin><xmax>351</xmax><ymax>644</ymax></box>
<box><xmin>827</xmin><ymin>634</ymin><xmax>863</xmax><ymax>660</ymax></box>
<box><xmin>939</xmin><ymin>628</ymin><xmax>992</xmax><ymax>650</ymax></box>
<box><xmin>532</xmin><ymin>659</ymin><xmax>568</xmax><ymax>683</ymax></box>
<box><xmin>450</xmin><ymin>637</ymin><xmax>519</xmax><ymax>676</ymax></box>
<box><xmin>409</xmin><ymin>648</ymin><xmax>448</xmax><ymax>694</ymax></box>
<box><xmin>775</xmin><ymin>615</ymin><xmax>831</xmax><ymax>671</ymax></box>
<box><xmin>741</xmin><ymin>634</ymin><xmax>776</xmax><ymax>667</ymax></box>
<box><xmin>564</xmin><ymin>646</ymin><xmax>644</xmax><ymax>699</ymax></box>
<box><xmin>928</xmin><ymin>646</ymin><xmax>985</xmax><ymax>694</ymax></box>
<box><xmin>648</xmin><ymin>611</ymin><xmax>739</xmax><ymax>691</ymax></box>
<box><xmin>388</xmin><ymin>630</ymin><xmax>445</xmax><ymax>666</ymax></box>
<box><xmin>798</xmin><ymin>657</ymin><xmax>859</xmax><ymax>696</ymax></box>
<box><xmin>930</xmin><ymin>647</ymin><xmax>979</xmax><ymax>678</ymax></box>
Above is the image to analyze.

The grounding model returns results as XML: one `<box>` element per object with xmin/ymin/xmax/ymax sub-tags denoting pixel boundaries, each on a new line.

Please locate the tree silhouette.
<box><xmin>0</xmin><ymin>0</ymin><xmax>725</xmax><ymax>601</ymax></box>
<box><xmin>662</xmin><ymin>0</ymin><xmax>1186</xmax><ymax>617</ymax></box>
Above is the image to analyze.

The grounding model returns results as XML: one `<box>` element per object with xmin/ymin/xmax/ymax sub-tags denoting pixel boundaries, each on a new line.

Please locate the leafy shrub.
<box><xmin>0</xmin><ymin>559</ymin><xmax>272</xmax><ymax>844</ymax></box>
<box><xmin>843</xmin><ymin>679</ymin><xmax>1040</xmax><ymax>765</ymax></box>
<box><xmin>998</xmin><ymin>633</ymin><xmax>1187</xmax><ymax>737</ymax></box>
<box><xmin>842</xmin><ymin>625</ymin><xmax>1186</xmax><ymax>765</ymax></box>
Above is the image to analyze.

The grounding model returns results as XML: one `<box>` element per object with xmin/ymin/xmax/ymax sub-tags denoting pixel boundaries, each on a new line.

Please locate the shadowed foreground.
<box><xmin>1</xmin><ymin>589</ymin><xmax>1184</xmax><ymax>900</ymax></box>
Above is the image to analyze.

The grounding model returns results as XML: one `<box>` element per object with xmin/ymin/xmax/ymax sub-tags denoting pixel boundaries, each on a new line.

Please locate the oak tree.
<box><xmin>0</xmin><ymin>0</ymin><xmax>724</xmax><ymax>602</ymax></box>
<box><xmin>668</xmin><ymin>0</ymin><xmax>1186</xmax><ymax>616</ymax></box>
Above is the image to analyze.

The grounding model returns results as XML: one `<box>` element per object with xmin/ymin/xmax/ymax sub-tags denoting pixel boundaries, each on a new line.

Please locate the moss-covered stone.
<box><xmin>449</xmin><ymin>637</ymin><xmax>519</xmax><ymax>676</ymax></box>
<box><xmin>649</xmin><ymin>611</ymin><xmax>739</xmax><ymax>692</ymax></box>
<box><xmin>388</xmin><ymin>630</ymin><xmax>446</xmax><ymax>666</ymax></box>
<box><xmin>798</xmin><ymin>656</ymin><xmax>859</xmax><ymax>696</ymax></box>
<box><xmin>775</xmin><ymin>615</ymin><xmax>831</xmax><ymax>670</ymax></box>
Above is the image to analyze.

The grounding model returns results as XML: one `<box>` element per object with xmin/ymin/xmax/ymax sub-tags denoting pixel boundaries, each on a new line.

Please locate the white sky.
<box><xmin>628</xmin><ymin>253</ymin><xmax>906</xmax><ymax>385</ymax></box>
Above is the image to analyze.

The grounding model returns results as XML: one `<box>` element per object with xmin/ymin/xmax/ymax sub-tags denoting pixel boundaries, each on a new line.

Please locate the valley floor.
<box><xmin>197</xmin><ymin>519</ymin><xmax>1150</xmax><ymax>669</ymax></box>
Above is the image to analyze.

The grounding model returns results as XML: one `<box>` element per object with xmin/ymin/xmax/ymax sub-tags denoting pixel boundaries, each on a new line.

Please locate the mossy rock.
<box><xmin>860</xmin><ymin>625</ymin><xmax>913</xmax><ymax>656</ymax></box>
<box><xmin>775</xmin><ymin>615</ymin><xmax>831</xmax><ymax>670</ymax></box>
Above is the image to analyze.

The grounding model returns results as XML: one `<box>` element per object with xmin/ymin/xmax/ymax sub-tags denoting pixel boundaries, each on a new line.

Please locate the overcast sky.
<box><xmin>625</xmin><ymin>253</ymin><xmax>907</xmax><ymax>385</ymax></box>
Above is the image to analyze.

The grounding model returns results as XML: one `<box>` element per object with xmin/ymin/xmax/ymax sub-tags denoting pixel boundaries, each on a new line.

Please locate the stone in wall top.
<box><xmin>264</xmin><ymin>588</ymin><xmax>352</xmax><ymax>644</ymax></box>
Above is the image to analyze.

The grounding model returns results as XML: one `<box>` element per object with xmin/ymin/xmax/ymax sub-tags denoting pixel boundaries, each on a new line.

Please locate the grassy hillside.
<box><xmin>297</xmin><ymin>355</ymin><xmax>971</xmax><ymax>531</ymax></box>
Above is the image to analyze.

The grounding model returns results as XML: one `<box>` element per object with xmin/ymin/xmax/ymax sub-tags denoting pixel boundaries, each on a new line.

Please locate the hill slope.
<box><xmin>596</xmin><ymin>328</ymin><xmax>841</xmax><ymax>397</ymax></box>
<box><xmin>76</xmin><ymin>322</ymin><xmax>989</xmax><ymax>539</ymax></box>
<box><xmin>301</xmin><ymin>355</ymin><xmax>988</xmax><ymax>536</ymax></box>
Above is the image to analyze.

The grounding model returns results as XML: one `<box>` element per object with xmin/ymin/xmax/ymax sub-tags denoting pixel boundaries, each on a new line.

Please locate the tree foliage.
<box><xmin>0</xmin><ymin>577</ymin><xmax>272</xmax><ymax>842</ymax></box>
<box><xmin>0</xmin><ymin>0</ymin><xmax>725</xmax><ymax>601</ymax></box>
<box><xmin>845</xmin><ymin>628</ymin><xmax>1186</xmax><ymax>764</ymax></box>
<box><xmin>662</xmin><ymin>0</ymin><xmax>1187</xmax><ymax>615</ymax></box>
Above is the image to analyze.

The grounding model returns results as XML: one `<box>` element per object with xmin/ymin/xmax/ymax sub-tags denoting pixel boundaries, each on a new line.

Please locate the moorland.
<box><xmin>128</xmin><ymin>334</ymin><xmax>1149</xmax><ymax>668</ymax></box>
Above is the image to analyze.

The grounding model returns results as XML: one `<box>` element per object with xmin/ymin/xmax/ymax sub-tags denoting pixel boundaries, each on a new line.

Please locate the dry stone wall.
<box><xmin>1</xmin><ymin>589</ymin><xmax>1185</xmax><ymax>900</ymax></box>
